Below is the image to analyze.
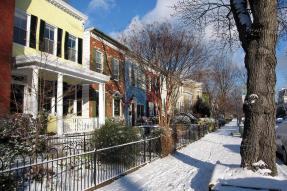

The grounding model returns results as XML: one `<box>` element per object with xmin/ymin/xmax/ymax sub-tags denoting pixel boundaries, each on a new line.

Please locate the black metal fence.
<box><xmin>0</xmin><ymin>136</ymin><xmax>161</xmax><ymax>191</ymax></box>
<box><xmin>46</xmin><ymin>132</ymin><xmax>94</xmax><ymax>152</ymax></box>
<box><xmin>0</xmin><ymin>124</ymin><xmax>212</xmax><ymax>191</ymax></box>
<box><xmin>175</xmin><ymin>124</ymin><xmax>209</xmax><ymax>149</ymax></box>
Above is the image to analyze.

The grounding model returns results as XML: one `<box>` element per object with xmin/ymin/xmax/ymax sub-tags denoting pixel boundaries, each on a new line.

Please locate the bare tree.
<box><xmin>121</xmin><ymin>22</ymin><xmax>209</xmax><ymax>155</ymax></box>
<box><xmin>175</xmin><ymin>0</ymin><xmax>287</xmax><ymax>175</ymax></box>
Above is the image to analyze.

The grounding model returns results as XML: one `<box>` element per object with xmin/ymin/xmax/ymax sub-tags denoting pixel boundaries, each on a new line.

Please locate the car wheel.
<box><xmin>283</xmin><ymin>148</ymin><xmax>287</xmax><ymax>165</ymax></box>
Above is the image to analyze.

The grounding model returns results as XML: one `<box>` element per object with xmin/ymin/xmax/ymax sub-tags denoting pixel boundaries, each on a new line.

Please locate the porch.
<box><xmin>11</xmin><ymin>55</ymin><xmax>110</xmax><ymax>135</ymax></box>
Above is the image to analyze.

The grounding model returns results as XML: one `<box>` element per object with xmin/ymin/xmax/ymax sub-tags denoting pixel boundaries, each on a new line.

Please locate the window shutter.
<box><xmin>78</xmin><ymin>38</ymin><xmax>83</xmax><ymax>64</ymax></box>
<box><xmin>29</xmin><ymin>15</ymin><xmax>37</xmax><ymax>48</ymax></box>
<box><xmin>103</xmin><ymin>54</ymin><xmax>109</xmax><ymax>76</ymax></box>
<box><xmin>64</xmin><ymin>31</ymin><xmax>69</xmax><ymax>60</ymax></box>
<box><xmin>39</xmin><ymin>20</ymin><xmax>45</xmax><ymax>51</ymax></box>
<box><xmin>119</xmin><ymin>61</ymin><xmax>124</xmax><ymax>81</ymax></box>
<box><xmin>57</xmin><ymin>28</ymin><xmax>63</xmax><ymax>57</ymax></box>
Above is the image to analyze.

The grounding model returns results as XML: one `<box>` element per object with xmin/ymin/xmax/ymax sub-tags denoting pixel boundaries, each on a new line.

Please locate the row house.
<box><xmin>4</xmin><ymin>0</ymin><xmax>202</xmax><ymax>134</ymax></box>
<box><xmin>10</xmin><ymin>0</ymin><xmax>109</xmax><ymax>135</ymax></box>
<box><xmin>83</xmin><ymin>28</ymin><xmax>126</xmax><ymax>121</ymax></box>
<box><xmin>176</xmin><ymin>80</ymin><xmax>203</xmax><ymax>113</ymax></box>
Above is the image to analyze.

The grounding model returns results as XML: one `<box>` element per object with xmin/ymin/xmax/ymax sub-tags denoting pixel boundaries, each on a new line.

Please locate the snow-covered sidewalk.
<box><xmin>97</xmin><ymin>120</ymin><xmax>287</xmax><ymax>191</ymax></box>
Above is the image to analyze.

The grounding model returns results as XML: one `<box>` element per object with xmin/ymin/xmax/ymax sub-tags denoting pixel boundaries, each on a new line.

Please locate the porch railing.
<box><xmin>63</xmin><ymin>117</ymin><xmax>99</xmax><ymax>134</ymax></box>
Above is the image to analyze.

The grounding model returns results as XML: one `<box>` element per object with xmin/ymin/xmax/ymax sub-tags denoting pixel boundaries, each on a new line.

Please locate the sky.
<box><xmin>69</xmin><ymin>0</ymin><xmax>287</xmax><ymax>94</ymax></box>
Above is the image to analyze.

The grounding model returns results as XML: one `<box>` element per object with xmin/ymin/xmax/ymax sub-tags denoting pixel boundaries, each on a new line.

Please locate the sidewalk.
<box><xmin>97</xmin><ymin>120</ymin><xmax>287</xmax><ymax>191</ymax></box>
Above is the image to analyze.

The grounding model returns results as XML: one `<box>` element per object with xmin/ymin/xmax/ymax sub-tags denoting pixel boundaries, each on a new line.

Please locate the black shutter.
<box><xmin>64</xmin><ymin>32</ymin><xmax>69</xmax><ymax>60</ymax></box>
<box><xmin>57</xmin><ymin>28</ymin><xmax>63</xmax><ymax>57</ymax></box>
<box><xmin>39</xmin><ymin>20</ymin><xmax>45</xmax><ymax>51</ymax></box>
<box><xmin>78</xmin><ymin>38</ymin><xmax>83</xmax><ymax>64</ymax></box>
<box><xmin>29</xmin><ymin>15</ymin><xmax>38</xmax><ymax>48</ymax></box>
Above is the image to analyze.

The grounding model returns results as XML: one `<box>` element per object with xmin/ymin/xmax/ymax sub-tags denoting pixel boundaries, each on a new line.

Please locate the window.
<box><xmin>112</xmin><ymin>58</ymin><xmax>119</xmax><ymax>80</ymax></box>
<box><xmin>114</xmin><ymin>98</ymin><xmax>120</xmax><ymax>116</ymax></box>
<box><xmin>43</xmin><ymin>23</ymin><xmax>55</xmax><ymax>54</ymax></box>
<box><xmin>137</xmin><ymin>105</ymin><xmax>145</xmax><ymax>118</ymax></box>
<box><xmin>13</xmin><ymin>11</ymin><xmax>27</xmax><ymax>45</ymax></box>
<box><xmin>67</xmin><ymin>35</ymin><xmax>76</xmax><ymax>62</ymax></box>
<box><xmin>92</xmin><ymin>50</ymin><xmax>103</xmax><ymax>73</ymax></box>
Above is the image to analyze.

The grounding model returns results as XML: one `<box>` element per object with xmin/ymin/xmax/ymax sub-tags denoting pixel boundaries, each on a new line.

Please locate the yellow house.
<box><xmin>11</xmin><ymin>0</ymin><xmax>109</xmax><ymax>135</ymax></box>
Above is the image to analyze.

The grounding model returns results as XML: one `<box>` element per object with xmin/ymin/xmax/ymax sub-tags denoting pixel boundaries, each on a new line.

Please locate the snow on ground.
<box><xmin>97</xmin><ymin>120</ymin><xmax>287</xmax><ymax>191</ymax></box>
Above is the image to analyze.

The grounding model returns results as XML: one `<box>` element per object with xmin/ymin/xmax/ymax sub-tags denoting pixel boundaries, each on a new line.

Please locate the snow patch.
<box><xmin>252</xmin><ymin>160</ymin><xmax>267</xmax><ymax>168</ymax></box>
<box><xmin>249</xmin><ymin>94</ymin><xmax>259</xmax><ymax>99</ymax></box>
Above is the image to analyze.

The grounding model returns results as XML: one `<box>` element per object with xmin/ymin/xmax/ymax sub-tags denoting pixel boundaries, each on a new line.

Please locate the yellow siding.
<box><xmin>14</xmin><ymin>0</ymin><xmax>85</xmax><ymax>61</ymax></box>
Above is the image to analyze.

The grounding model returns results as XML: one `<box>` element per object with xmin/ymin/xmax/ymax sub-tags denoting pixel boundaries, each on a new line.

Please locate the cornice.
<box><xmin>46</xmin><ymin>0</ymin><xmax>88</xmax><ymax>22</ymax></box>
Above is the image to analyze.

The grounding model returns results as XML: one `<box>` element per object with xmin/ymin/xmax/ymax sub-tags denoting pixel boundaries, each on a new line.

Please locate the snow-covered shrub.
<box><xmin>198</xmin><ymin>118</ymin><xmax>216</xmax><ymax>132</ymax></box>
<box><xmin>92</xmin><ymin>119</ymin><xmax>141</xmax><ymax>166</ymax></box>
<box><xmin>0</xmin><ymin>114</ymin><xmax>47</xmax><ymax>190</ymax></box>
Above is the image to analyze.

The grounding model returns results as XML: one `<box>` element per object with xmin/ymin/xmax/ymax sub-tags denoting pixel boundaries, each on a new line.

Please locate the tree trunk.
<box><xmin>231</xmin><ymin>0</ymin><xmax>278</xmax><ymax>175</ymax></box>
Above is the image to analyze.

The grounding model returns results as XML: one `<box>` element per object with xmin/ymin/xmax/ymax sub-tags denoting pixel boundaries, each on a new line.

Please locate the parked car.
<box><xmin>275</xmin><ymin>121</ymin><xmax>287</xmax><ymax>164</ymax></box>
<box><xmin>276</xmin><ymin>117</ymin><xmax>284</xmax><ymax>124</ymax></box>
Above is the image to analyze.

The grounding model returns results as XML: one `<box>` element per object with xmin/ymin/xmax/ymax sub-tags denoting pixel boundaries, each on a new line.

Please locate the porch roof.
<box><xmin>14</xmin><ymin>55</ymin><xmax>110</xmax><ymax>84</ymax></box>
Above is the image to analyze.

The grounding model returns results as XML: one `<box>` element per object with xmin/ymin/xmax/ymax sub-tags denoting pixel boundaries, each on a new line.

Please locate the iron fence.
<box><xmin>46</xmin><ymin>132</ymin><xmax>94</xmax><ymax>152</ymax></box>
<box><xmin>0</xmin><ymin>136</ymin><xmax>161</xmax><ymax>191</ymax></box>
<box><xmin>175</xmin><ymin>124</ymin><xmax>209</xmax><ymax>149</ymax></box>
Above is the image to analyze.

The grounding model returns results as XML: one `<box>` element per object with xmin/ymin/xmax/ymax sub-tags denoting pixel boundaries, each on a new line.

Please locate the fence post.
<box><xmin>94</xmin><ymin>150</ymin><xmax>97</xmax><ymax>188</ymax></box>
<box><xmin>149</xmin><ymin>139</ymin><xmax>151</xmax><ymax>162</ymax></box>
<box><xmin>188</xmin><ymin>127</ymin><xmax>191</xmax><ymax>143</ymax></box>
<box><xmin>144</xmin><ymin>138</ymin><xmax>146</xmax><ymax>163</ymax></box>
<box><xmin>84</xmin><ymin>133</ymin><xmax>86</xmax><ymax>152</ymax></box>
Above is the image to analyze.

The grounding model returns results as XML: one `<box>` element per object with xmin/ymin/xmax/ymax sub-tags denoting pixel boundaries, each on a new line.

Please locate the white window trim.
<box><xmin>112</xmin><ymin>98</ymin><xmax>122</xmax><ymax>117</ymax></box>
<box><xmin>112</xmin><ymin>58</ymin><xmax>120</xmax><ymax>81</ymax></box>
<box><xmin>43</xmin><ymin>22</ymin><xmax>56</xmax><ymax>55</ymax></box>
<box><xmin>67</xmin><ymin>33</ymin><xmax>77</xmax><ymax>62</ymax></box>
<box><xmin>94</xmin><ymin>50</ymin><xmax>104</xmax><ymax>73</ymax></box>
<box><xmin>26</xmin><ymin>14</ymin><xmax>31</xmax><ymax>47</ymax></box>
<box><xmin>14</xmin><ymin>8</ymin><xmax>30</xmax><ymax>47</ymax></box>
<box><xmin>54</xmin><ymin>28</ymin><xmax>58</xmax><ymax>56</ymax></box>
<box><xmin>75</xmin><ymin>37</ymin><xmax>78</xmax><ymax>63</ymax></box>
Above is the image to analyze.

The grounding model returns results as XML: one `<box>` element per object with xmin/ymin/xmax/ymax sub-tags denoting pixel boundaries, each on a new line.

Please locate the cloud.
<box><xmin>88</xmin><ymin>0</ymin><xmax>115</xmax><ymax>11</ymax></box>
<box><xmin>112</xmin><ymin>0</ymin><xmax>181</xmax><ymax>39</ymax></box>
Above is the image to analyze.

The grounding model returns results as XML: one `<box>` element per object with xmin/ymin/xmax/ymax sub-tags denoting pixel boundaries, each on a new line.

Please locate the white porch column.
<box><xmin>82</xmin><ymin>84</ymin><xmax>89</xmax><ymax>118</ymax></box>
<box><xmin>57</xmin><ymin>73</ymin><xmax>63</xmax><ymax>135</ymax></box>
<box><xmin>51</xmin><ymin>81</ymin><xmax>56</xmax><ymax>115</ymax></box>
<box><xmin>73</xmin><ymin>85</ymin><xmax>77</xmax><ymax>115</ymax></box>
<box><xmin>31</xmin><ymin>68</ymin><xmax>39</xmax><ymax>118</ymax></box>
<box><xmin>99</xmin><ymin>83</ymin><xmax>105</xmax><ymax>126</ymax></box>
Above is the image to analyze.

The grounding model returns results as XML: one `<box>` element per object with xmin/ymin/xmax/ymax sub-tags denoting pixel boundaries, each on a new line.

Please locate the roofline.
<box><xmin>87</xmin><ymin>27</ymin><xmax>129</xmax><ymax>51</ymax></box>
<box><xmin>47</xmin><ymin>0</ymin><xmax>88</xmax><ymax>21</ymax></box>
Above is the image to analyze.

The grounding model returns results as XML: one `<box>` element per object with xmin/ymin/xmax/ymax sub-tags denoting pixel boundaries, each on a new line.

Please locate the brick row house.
<box><xmin>1</xmin><ymin>0</ymin><xmax>202</xmax><ymax>135</ymax></box>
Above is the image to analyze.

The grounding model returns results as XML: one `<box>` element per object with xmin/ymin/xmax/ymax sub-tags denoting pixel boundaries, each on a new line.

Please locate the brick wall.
<box><xmin>0</xmin><ymin>0</ymin><xmax>15</xmax><ymax>116</ymax></box>
<box><xmin>90</xmin><ymin>37</ymin><xmax>125</xmax><ymax>118</ymax></box>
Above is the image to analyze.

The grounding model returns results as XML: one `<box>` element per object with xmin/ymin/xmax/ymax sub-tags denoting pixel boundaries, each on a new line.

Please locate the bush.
<box><xmin>276</xmin><ymin>106</ymin><xmax>286</xmax><ymax>118</ymax></box>
<box><xmin>92</xmin><ymin>119</ymin><xmax>141</xmax><ymax>166</ymax></box>
<box><xmin>198</xmin><ymin>118</ymin><xmax>217</xmax><ymax>132</ymax></box>
<box><xmin>193</xmin><ymin>98</ymin><xmax>211</xmax><ymax>118</ymax></box>
<box><xmin>0</xmin><ymin>114</ymin><xmax>47</xmax><ymax>190</ymax></box>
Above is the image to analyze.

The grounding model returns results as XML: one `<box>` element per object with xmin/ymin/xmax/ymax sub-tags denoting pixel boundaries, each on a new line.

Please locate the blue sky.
<box><xmin>69</xmin><ymin>0</ymin><xmax>287</xmax><ymax>94</ymax></box>
<box><xmin>69</xmin><ymin>0</ymin><xmax>156</xmax><ymax>34</ymax></box>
